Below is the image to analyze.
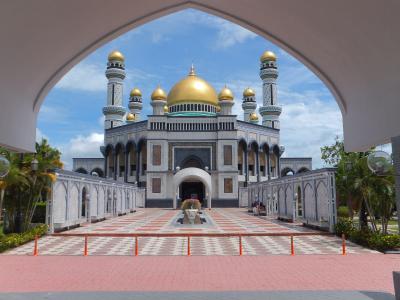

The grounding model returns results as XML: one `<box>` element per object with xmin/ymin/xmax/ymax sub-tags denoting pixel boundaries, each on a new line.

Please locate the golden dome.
<box><xmin>218</xmin><ymin>86</ymin><xmax>234</xmax><ymax>101</ymax></box>
<box><xmin>260</xmin><ymin>50</ymin><xmax>276</xmax><ymax>62</ymax></box>
<box><xmin>126</xmin><ymin>113</ymin><xmax>135</xmax><ymax>121</ymax></box>
<box><xmin>108</xmin><ymin>50</ymin><xmax>125</xmax><ymax>62</ymax></box>
<box><xmin>250</xmin><ymin>112</ymin><xmax>259</xmax><ymax>121</ymax></box>
<box><xmin>151</xmin><ymin>86</ymin><xmax>167</xmax><ymax>101</ymax></box>
<box><xmin>216</xmin><ymin>106</ymin><xmax>221</xmax><ymax>113</ymax></box>
<box><xmin>130</xmin><ymin>88</ymin><xmax>142</xmax><ymax>97</ymax></box>
<box><xmin>164</xmin><ymin>105</ymin><xmax>169</xmax><ymax>113</ymax></box>
<box><xmin>167</xmin><ymin>65</ymin><xmax>218</xmax><ymax>106</ymax></box>
<box><xmin>243</xmin><ymin>87</ymin><xmax>255</xmax><ymax>97</ymax></box>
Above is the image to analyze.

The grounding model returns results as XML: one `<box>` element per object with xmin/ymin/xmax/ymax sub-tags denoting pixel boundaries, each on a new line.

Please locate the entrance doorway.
<box><xmin>180</xmin><ymin>181</ymin><xmax>204</xmax><ymax>206</ymax></box>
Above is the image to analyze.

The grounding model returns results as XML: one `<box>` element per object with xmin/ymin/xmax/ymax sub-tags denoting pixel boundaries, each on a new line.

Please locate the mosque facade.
<box><xmin>73</xmin><ymin>50</ymin><xmax>311</xmax><ymax>208</ymax></box>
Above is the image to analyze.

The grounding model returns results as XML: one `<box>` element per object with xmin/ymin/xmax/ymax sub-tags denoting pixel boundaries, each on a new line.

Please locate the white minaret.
<box><xmin>103</xmin><ymin>50</ymin><xmax>126</xmax><ymax>129</ymax></box>
<box><xmin>242</xmin><ymin>87</ymin><xmax>257</xmax><ymax>122</ymax></box>
<box><xmin>150</xmin><ymin>86</ymin><xmax>167</xmax><ymax>115</ymax></box>
<box><xmin>258</xmin><ymin>50</ymin><xmax>282</xmax><ymax>128</ymax></box>
<box><xmin>218</xmin><ymin>85</ymin><xmax>234</xmax><ymax>115</ymax></box>
<box><xmin>127</xmin><ymin>87</ymin><xmax>142</xmax><ymax>122</ymax></box>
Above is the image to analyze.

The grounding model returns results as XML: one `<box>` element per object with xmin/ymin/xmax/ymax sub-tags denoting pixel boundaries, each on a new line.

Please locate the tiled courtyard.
<box><xmin>5</xmin><ymin>208</ymin><xmax>377</xmax><ymax>256</ymax></box>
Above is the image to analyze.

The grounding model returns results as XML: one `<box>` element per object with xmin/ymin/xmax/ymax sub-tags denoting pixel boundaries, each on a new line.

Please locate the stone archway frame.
<box><xmin>173</xmin><ymin>167</ymin><xmax>212</xmax><ymax>209</ymax></box>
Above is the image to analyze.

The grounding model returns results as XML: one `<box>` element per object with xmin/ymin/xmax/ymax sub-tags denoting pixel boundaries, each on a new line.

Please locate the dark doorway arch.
<box><xmin>75</xmin><ymin>168</ymin><xmax>88</xmax><ymax>174</ymax></box>
<box><xmin>81</xmin><ymin>187</ymin><xmax>88</xmax><ymax>219</ymax></box>
<box><xmin>91</xmin><ymin>168</ymin><xmax>104</xmax><ymax>177</ymax></box>
<box><xmin>297</xmin><ymin>167</ymin><xmax>310</xmax><ymax>174</ymax></box>
<box><xmin>179</xmin><ymin>181</ymin><xmax>205</xmax><ymax>205</ymax></box>
<box><xmin>281</xmin><ymin>167</ymin><xmax>295</xmax><ymax>177</ymax></box>
<box><xmin>296</xmin><ymin>186</ymin><xmax>303</xmax><ymax>218</ymax></box>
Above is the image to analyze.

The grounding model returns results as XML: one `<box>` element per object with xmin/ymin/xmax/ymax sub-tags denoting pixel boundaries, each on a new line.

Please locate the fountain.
<box><xmin>178</xmin><ymin>199</ymin><xmax>206</xmax><ymax>224</ymax></box>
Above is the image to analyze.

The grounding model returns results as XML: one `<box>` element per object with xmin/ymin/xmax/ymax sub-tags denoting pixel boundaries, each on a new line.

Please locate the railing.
<box><xmin>30</xmin><ymin>232</ymin><xmax>347</xmax><ymax>256</ymax></box>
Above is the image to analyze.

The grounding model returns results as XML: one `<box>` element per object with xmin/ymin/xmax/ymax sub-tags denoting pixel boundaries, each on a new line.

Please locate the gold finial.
<box><xmin>260</xmin><ymin>50</ymin><xmax>277</xmax><ymax>62</ymax></box>
<box><xmin>218</xmin><ymin>85</ymin><xmax>234</xmax><ymax>101</ymax></box>
<box><xmin>108</xmin><ymin>50</ymin><xmax>125</xmax><ymax>62</ymax></box>
<box><xmin>126</xmin><ymin>113</ymin><xmax>135</xmax><ymax>121</ymax></box>
<box><xmin>151</xmin><ymin>86</ymin><xmax>167</xmax><ymax>100</ymax></box>
<box><xmin>189</xmin><ymin>64</ymin><xmax>196</xmax><ymax>76</ymax></box>
<box><xmin>243</xmin><ymin>87</ymin><xmax>255</xmax><ymax>97</ymax></box>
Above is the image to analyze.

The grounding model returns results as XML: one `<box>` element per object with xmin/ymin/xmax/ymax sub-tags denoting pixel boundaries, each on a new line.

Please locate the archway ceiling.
<box><xmin>1</xmin><ymin>0</ymin><xmax>399</xmax><ymax>152</ymax></box>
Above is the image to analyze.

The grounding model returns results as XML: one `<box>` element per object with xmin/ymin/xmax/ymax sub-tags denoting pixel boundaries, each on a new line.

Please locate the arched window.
<box><xmin>81</xmin><ymin>187</ymin><xmax>87</xmax><ymax>218</ymax></box>
<box><xmin>297</xmin><ymin>186</ymin><xmax>303</xmax><ymax>217</ymax></box>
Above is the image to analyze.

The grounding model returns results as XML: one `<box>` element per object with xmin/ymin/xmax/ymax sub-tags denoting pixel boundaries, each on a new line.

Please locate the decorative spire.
<box><xmin>189</xmin><ymin>63</ymin><xmax>196</xmax><ymax>76</ymax></box>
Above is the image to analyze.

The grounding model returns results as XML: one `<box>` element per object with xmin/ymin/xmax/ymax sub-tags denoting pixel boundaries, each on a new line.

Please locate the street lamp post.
<box><xmin>0</xmin><ymin>155</ymin><xmax>10</xmax><ymax>178</ymax></box>
<box><xmin>0</xmin><ymin>155</ymin><xmax>10</xmax><ymax>225</ymax></box>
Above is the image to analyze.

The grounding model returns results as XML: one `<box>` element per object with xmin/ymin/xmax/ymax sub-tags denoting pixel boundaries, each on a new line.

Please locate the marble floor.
<box><xmin>4</xmin><ymin>208</ymin><xmax>378</xmax><ymax>255</ymax></box>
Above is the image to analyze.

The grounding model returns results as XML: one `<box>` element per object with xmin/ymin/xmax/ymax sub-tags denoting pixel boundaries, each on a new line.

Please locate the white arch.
<box><xmin>173</xmin><ymin>167</ymin><xmax>212</xmax><ymax>209</ymax></box>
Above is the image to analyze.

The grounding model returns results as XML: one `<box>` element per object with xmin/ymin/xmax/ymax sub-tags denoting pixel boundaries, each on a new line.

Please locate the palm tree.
<box><xmin>1</xmin><ymin>139</ymin><xmax>62</xmax><ymax>232</ymax></box>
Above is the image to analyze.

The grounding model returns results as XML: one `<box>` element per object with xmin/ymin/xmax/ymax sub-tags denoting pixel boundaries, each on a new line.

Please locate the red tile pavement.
<box><xmin>0</xmin><ymin>255</ymin><xmax>398</xmax><ymax>293</ymax></box>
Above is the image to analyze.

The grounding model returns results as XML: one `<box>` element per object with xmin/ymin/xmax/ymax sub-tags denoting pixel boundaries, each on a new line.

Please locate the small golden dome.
<box><xmin>167</xmin><ymin>65</ymin><xmax>218</xmax><ymax>106</ymax></box>
<box><xmin>130</xmin><ymin>88</ymin><xmax>142</xmax><ymax>97</ymax></box>
<box><xmin>151</xmin><ymin>86</ymin><xmax>167</xmax><ymax>101</ymax></box>
<box><xmin>243</xmin><ymin>87</ymin><xmax>255</xmax><ymax>97</ymax></box>
<box><xmin>108</xmin><ymin>50</ymin><xmax>125</xmax><ymax>62</ymax></box>
<box><xmin>250</xmin><ymin>112</ymin><xmax>259</xmax><ymax>121</ymax></box>
<box><xmin>260</xmin><ymin>50</ymin><xmax>276</xmax><ymax>62</ymax></box>
<box><xmin>216</xmin><ymin>106</ymin><xmax>221</xmax><ymax>113</ymax></box>
<box><xmin>164</xmin><ymin>105</ymin><xmax>169</xmax><ymax>113</ymax></box>
<box><xmin>126</xmin><ymin>113</ymin><xmax>135</xmax><ymax>121</ymax></box>
<box><xmin>218</xmin><ymin>86</ymin><xmax>234</xmax><ymax>101</ymax></box>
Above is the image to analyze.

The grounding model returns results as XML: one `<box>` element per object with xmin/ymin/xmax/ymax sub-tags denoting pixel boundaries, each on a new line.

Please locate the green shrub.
<box><xmin>367</xmin><ymin>233</ymin><xmax>400</xmax><ymax>251</ymax></box>
<box><xmin>335</xmin><ymin>218</ymin><xmax>356</xmax><ymax>237</ymax></box>
<box><xmin>337</xmin><ymin>206</ymin><xmax>350</xmax><ymax>218</ymax></box>
<box><xmin>181</xmin><ymin>199</ymin><xmax>201</xmax><ymax>210</ymax></box>
<box><xmin>0</xmin><ymin>224</ymin><xmax>47</xmax><ymax>253</ymax></box>
<box><xmin>335</xmin><ymin>218</ymin><xmax>400</xmax><ymax>251</ymax></box>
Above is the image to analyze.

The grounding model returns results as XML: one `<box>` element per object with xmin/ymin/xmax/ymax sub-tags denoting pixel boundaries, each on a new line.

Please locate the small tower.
<box><xmin>258</xmin><ymin>50</ymin><xmax>282</xmax><ymax>129</ymax></box>
<box><xmin>249</xmin><ymin>112</ymin><xmax>259</xmax><ymax>124</ymax></box>
<box><xmin>103</xmin><ymin>50</ymin><xmax>126</xmax><ymax>129</ymax></box>
<box><xmin>128</xmin><ymin>87</ymin><xmax>142</xmax><ymax>122</ymax></box>
<box><xmin>150</xmin><ymin>86</ymin><xmax>167</xmax><ymax>115</ymax></box>
<box><xmin>126</xmin><ymin>112</ymin><xmax>136</xmax><ymax>123</ymax></box>
<box><xmin>218</xmin><ymin>85</ymin><xmax>234</xmax><ymax>115</ymax></box>
<box><xmin>242</xmin><ymin>87</ymin><xmax>257</xmax><ymax>122</ymax></box>
<box><xmin>163</xmin><ymin>105</ymin><xmax>169</xmax><ymax>115</ymax></box>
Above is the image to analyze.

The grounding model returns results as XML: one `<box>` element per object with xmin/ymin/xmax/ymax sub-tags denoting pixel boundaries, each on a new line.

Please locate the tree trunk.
<box><xmin>359</xmin><ymin>200</ymin><xmax>368</xmax><ymax>230</ymax></box>
<box><xmin>347</xmin><ymin>194</ymin><xmax>354</xmax><ymax>218</ymax></box>
<box><xmin>0</xmin><ymin>188</ymin><xmax>4</xmax><ymax>223</ymax></box>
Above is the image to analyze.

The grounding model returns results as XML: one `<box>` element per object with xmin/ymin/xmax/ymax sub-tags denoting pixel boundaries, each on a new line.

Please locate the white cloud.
<box><xmin>188</xmin><ymin>11</ymin><xmax>257</xmax><ymax>49</ymax></box>
<box><xmin>57</xmin><ymin>132</ymin><xmax>104</xmax><ymax>169</ymax></box>
<box><xmin>38</xmin><ymin>104</ymin><xmax>70</xmax><ymax>124</ymax></box>
<box><xmin>56</xmin><ymin>62</ymin><xmax>107</xmax><ymax>92</ymax></box>
<box><xmin>36</xmin><ymin>128</ymin><xmax>48</xmax><ymax>143</ymax></box>
<box><xmin>279</xmin><ymin>100</ymin><xmax>343</xmax><ymax>168</ymax></box>
<box><xmin>128</xmin><ymin>9</ymin><xmax>257</xmax><ymax>49</ymax></box>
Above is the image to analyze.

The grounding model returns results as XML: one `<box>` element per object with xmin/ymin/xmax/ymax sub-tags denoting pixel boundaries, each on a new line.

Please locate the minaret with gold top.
<box><xmin>103</xmin><ymin>50</ymin><xmax>126</xmax><ymax>129</ymax></box>
<box><xmin>218</xmin><ymin>85</ymin><xmax>234</xmax><ymax>115</ymax></box>
<box><xmin>150</xmin><ymin>85</ymin><xmax>167</xmax><ymax>115</ymax></box>
<box><xmin>242</xmin><ymin>87</ymin><xmax>257</xmax><ymax>122</ymax></box>
<box><xmin>259</xmin><ymin>50</ymin><xmax>282</xmax><ymax>128</ymax></box>
<box><xmin>127</xmin><ymin>87</ymin><xmax>142</xmax><ymax>122</ymax></box>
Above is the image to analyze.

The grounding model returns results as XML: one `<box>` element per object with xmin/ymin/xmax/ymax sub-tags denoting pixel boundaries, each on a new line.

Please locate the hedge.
<box><xmin>335</xmin><ymin>218</ymin><xmax>400</xmax><ymax>252</ymax></box>
<box><xmin>0</xmin><ymin>224</ymin><xmax>48</xmax><ymax>253</ymax></box>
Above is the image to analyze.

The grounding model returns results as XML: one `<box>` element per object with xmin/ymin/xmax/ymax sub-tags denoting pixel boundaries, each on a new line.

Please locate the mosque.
<box><xmin>73</xmin><ymin>50</ymin><xmax>312</xmax><ymax>208</ymax></box>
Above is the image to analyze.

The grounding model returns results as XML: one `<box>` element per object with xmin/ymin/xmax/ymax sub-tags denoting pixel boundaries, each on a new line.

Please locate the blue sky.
<box><xmin>37</xmin><ymin>9</ymin><xmax>344</xmax><ymax>169</ymax></box>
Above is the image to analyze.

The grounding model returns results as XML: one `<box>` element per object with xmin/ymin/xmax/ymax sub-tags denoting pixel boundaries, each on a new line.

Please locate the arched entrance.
<box><xmin>81</xmin><ymin>186</ymin><xmax>89</xmax><ymax>221</ymax></box>
<box><xmin>179</xmin><ymin>181</ymin><xmax>205</xmax><ymax>205</ymax></box>
<box><xmin>296</xmin><ymin>186</ymin><xmax>303</xmax><ymax>218</ymax></box>
<box><xmin>173</xmin><ymin>167</ymin><xmax>212</xmax><ymax>209</ymax></box>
